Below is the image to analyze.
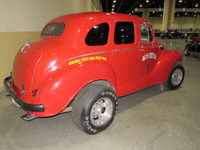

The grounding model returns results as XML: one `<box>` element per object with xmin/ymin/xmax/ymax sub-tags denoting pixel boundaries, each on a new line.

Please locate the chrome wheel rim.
<box><xmin>171</xmin><ymin>69</ymin><xmax>183</xmax><ymax>86</ymax></box>
<box><xmin>90</xmin><ymin>97</ymin><xmax>113</xmax><ymax>127</ymax></box>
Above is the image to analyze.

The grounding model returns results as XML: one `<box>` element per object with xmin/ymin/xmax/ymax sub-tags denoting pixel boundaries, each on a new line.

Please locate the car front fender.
<box><xmin>150</xmin><ymin>50</ymin><xmax>183</xmax><ymax>84</ymax></box>
<box><xmin>32</xmin><ymin>61</ymin><xmax>117</xmax><ymax>117</ymax></box>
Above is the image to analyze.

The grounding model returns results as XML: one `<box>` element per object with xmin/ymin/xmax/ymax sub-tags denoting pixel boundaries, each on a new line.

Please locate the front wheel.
<box><xmin>164</xmin><ymin>64</ymin><xmax>185</xmax><ymax>90</ymax></box>
<box><xmin>72</xmin><ymin>83</ymin><xmax>118</xmax><ymax>134</ymax></box>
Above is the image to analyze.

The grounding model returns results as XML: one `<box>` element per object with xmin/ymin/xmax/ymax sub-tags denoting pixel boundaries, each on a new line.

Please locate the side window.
<box><xmin>114</xmin><ymin>22</ymin><xmax>134</xmax><ymax>44</ymax></box>
<box><xmin>86</xmin><ymin>23</ymin><xmax>109</xmax><ymax>46</ymax></box>
<box><xmin>140</xmin><ymin>24</ymin><xmax>153</xmax><ymax>43</ymax></box>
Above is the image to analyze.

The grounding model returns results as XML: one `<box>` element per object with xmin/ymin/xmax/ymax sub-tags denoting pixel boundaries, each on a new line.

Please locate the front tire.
<box><xmin>72</xmin><ymin>83</ymin><xmax>118</xmax><ymax>134</ymax></box>
<box><xmin>164</xmin><ymin>64</ymin><xmax>185</xmax><ymax>90</ymax></box>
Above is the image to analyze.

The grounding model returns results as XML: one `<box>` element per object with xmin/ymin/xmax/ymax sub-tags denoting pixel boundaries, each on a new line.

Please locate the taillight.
<box><xmin>32</xmin><ymin>89</ymin><xmax>39</xmax><ymax>98</ymax></box>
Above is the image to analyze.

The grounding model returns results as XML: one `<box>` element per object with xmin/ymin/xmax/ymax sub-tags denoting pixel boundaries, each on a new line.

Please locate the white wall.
<box><xmin>0</xmin><ymin>0</ymin><xmax>101</xmax><ymax>32</ymax></box>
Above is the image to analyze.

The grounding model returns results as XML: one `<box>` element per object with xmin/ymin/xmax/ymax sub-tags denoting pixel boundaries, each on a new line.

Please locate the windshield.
<box><xmin>41</xmin><ymin>23</ymin><xmax>65</xmax><ymax>36</ymax></box>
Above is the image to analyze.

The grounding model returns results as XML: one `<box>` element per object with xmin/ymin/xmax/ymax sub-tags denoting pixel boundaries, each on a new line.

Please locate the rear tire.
<box><xmin>72</xmin><ymin>83</ymin><xmax>117</xmax><ymax>134</ymax></box>
<box><xmin>164</xmin><ymin>64</ymin><xmax>185</xmax><ymax>90</ymax></box>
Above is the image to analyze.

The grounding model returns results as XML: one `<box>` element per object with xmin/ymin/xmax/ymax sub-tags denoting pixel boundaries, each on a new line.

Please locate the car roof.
<box><xmin>48</xmin><ymin>12</ymin><xmax>149</xmax><ymax>25</ymax></box>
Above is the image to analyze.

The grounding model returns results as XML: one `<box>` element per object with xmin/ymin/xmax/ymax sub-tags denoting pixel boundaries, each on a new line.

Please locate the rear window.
<box><xmin>41</xmin><ymin>23</ymin><xmax>65</xmax><ymax>36</ymax></box>
<box><xmin>86</xmin><ymin>23</ymin><xmax>109</xmax><ymax>46</ymax></box>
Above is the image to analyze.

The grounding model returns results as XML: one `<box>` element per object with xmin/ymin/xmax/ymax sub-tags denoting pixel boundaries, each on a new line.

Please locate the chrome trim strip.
<box><xmin>141</xmin><ymin>46</ymin><xmax>157</xmax><ymax>49</ymax></box>
<box><xmin>68</xmin><ymin>51</ymin><xmax>109</xmax><ymax>60</ymax></box>
<box><xmin>112</xmin><ymin>47</ymin><xmax>138</xmax><ymax>52</ymax></box>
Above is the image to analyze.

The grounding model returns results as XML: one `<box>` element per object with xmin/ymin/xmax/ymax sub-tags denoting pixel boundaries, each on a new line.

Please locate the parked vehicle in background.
<box><xmin>184</xmin><ymin>28</ymin><xmax>200</xmax><ymax>38</ymax></box>
<box><xmin>154</xmin><ymin>29</ymin><xmax>161</xmax><ymax>36</ymax></box>
<box><xmin>184</xmin><ymin>35</ymin><xmax>200</xmax><ymax>56</ymax></box>
<box><xmin>4</xmin><ymin>12</ymin><xmax>185</xmax><ymax>134</ymax></box>
<box><xmin>160</xmin><ymin>29</ymin><xmax>183</xmax><ymax>39</ymax></box>
<box><xmin>177</xmin><ymin>29</ymin><xmax>187</xmax><ymax>38</ymax></box>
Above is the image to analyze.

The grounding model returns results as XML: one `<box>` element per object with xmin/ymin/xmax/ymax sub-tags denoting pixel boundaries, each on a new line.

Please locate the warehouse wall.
<box><xmin>149</xmin><ymin>16</ymin><xmax>200</xmax><ymax>30</ymax></box>
<box><xmin>0</xmin><ymin>0</ymin><xmax>101</xmax><ymax>90</ymax></box>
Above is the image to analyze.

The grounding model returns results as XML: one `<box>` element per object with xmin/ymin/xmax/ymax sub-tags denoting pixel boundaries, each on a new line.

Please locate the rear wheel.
<box><xmin>72</xmin><ymin>83</ymin><xmax>117</xmax><ymax>134</ymax></box>
<box><xmin>164</xmin><ymin>64</ymin><xmax>185</xmax><ymax>90</ymax></box>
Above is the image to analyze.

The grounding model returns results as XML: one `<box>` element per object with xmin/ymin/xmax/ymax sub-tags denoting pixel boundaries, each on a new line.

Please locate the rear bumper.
<box><xmin>4</xmin><ymin>76</ymin><xmax>45</xmax><ymax>112</ymax></box>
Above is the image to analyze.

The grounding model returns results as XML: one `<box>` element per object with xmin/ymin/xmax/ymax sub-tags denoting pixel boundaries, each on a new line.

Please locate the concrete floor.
<box><xmin>0</xmin><ymin>38</ymin><xmax>200</xmax><ymax>150</ymax></box>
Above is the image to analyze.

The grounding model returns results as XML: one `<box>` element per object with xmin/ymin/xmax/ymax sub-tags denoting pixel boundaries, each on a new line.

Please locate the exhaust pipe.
<box><xmin>6</xmin><ymin>94</ymin><xmax>12</xmax><ymax>98</ymax></box>
<box><xmin>21</xmin><ymin>113</ymin><xmax>37</xmax><ymax>121</ymax></box>
<box><xmin>60</xmin><ymin>107</ymin><xmax>72</xmax><ymax>113</ymax></box>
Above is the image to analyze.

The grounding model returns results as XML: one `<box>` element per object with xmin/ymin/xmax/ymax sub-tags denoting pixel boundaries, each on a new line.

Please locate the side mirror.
<box><xmin>158</xmin><ymin>43</ymin><xmax>164</xmax><ymax>50</ymax></box>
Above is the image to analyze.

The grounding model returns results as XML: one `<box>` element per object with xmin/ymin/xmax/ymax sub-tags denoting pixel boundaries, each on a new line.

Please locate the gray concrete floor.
<box><xmin>0</xmin><ymin>38</ymin><xmax>200</xmax><ymax>150</ymax></box>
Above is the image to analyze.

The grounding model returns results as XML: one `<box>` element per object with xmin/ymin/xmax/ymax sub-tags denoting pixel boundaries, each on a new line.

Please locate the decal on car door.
<box><xmin>142</xmin><ymin>53</ymin><xmax>156</xmax><ymax>62</ymax></box>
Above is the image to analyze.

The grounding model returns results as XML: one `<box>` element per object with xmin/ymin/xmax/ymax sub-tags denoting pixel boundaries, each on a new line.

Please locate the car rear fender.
<box><xmin>32</xmin><ymin>61</ymin><xmax>117</xmax><ymax>117</ymax></box>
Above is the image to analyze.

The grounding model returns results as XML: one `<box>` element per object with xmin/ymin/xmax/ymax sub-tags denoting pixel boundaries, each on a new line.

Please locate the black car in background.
<box><xmin>184</xmin><ymin>35</ymin><xmax>200</xmax><ymax>56</ymax></box>
<box><xmin>184</xmin><ymin>29</ymin><xmax>200</xmax><ymax>39</ymax></box>
<box><xmin>154</xmin><ymin>29</ymin><xmax>161</xmax><ymax>36</ymax></box>
<box><xmin>161</xmin><ymin>29</ymin><xmax>183</xmax><ymax>39</ymax></box>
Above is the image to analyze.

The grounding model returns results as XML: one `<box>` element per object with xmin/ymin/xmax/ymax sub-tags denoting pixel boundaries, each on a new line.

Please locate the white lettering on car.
<box><xmin>142</xmin><ymin>53</ymin><xmax>157</xmax><ymax>62</ymax></box>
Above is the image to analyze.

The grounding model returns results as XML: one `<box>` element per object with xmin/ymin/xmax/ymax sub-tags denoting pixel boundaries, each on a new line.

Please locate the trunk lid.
<box><xmin>12</xmin><ymin>41</ymin><xmax>43</xmax><ymax>92</ymax></box>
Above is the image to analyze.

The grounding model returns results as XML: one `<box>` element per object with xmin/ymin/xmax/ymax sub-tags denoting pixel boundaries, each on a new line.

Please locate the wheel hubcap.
<box><xmin>90</xmin><ymin>97</ymin><xmax>113</xmax><ymax>127</ymax></box>
<box><xmin>171</xmin><ymin>69</ymin><xmax>183</xmax><ymax>86</ymax></box>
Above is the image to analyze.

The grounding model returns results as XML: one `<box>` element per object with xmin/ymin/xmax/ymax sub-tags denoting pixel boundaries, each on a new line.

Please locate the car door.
<box><xmin>109</xmin><ymin>21</ymin><xmax>140</xmax><ymax>96</ymax></box>
<box><xmin>138</xmin><ymin>23</ymin><xmax>159</xmax><ymax>88</ymax></box>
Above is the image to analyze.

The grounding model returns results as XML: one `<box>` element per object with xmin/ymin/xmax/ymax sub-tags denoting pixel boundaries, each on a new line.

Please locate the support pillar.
<box><xmin>161</xmin><ymin>0</ymin><xmax>176</xmax><ymax>31</ymax></box>
<box><xmin>142</xmin><ymin>9</ymin><xmax>149</xmax><ymax>21</ymax></box>
<box><xmin>196</xmin><ymin>15</ymin><xmax>200</xmax><ymax>29</ymax></box>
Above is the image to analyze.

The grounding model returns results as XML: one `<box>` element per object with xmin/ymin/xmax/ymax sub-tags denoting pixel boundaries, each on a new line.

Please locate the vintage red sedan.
<box><xmin>4</xmin><ymin>12</ymin><xmax>184</xmax><ymax>134</ymax></box>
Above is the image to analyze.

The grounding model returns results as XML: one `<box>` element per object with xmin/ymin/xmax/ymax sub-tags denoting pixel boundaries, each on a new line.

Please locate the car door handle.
<box><xmin>141</xmin><ymin>49</ymin><xmax>146</xmax><ymax>53</ymax></box>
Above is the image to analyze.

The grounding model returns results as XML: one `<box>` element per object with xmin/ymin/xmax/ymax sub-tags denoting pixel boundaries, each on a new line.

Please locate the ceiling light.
<box><xmin>112</xmin><ymin>4</ymin><xmax>115</xmax><ymax>7</ymax></box>
<box><xmin>140</xmin><ymin>4</ymin><xmax>142</xmax><ymax>7</ymax></box>
<box><xmin>183</xmin><ymin>8</ymin><xmax>185</xmax><ymax>10</ymax></box>
<box><xmin>195</xmin><ymin>3</ymin><xmax>198</xmax><ymax>7</ymax></box>
<box><xmin>113</xmin><ymin>0</ymin><xmax>116</xmax><ymax>3</ymax></box>
<box><xmin>146</xmin><ymin>0</ymin><xmax>149</xmax><ymax>3</ymax></box>
<box><xmin>179</xmin><ymin>0</ymin><xmax>182</xmax><ymax>2</ymax></box>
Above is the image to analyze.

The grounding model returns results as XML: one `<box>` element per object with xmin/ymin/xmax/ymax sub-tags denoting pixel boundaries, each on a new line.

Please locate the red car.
<box><xmin>4</xmin><ymin>12</ymin><xmax>185</xmax><ymax>134</ymax></box>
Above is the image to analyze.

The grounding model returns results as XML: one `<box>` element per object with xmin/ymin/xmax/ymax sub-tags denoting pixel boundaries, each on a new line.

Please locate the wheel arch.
<box><xmin>151</xmin><ymin>50</ymin><xmax>183</xmax><ymax>84</ymax></box>
<box><xmin>33</xmin><ymin>62</ymin><xmax>117</xmax><ymax>117</ymax></box>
